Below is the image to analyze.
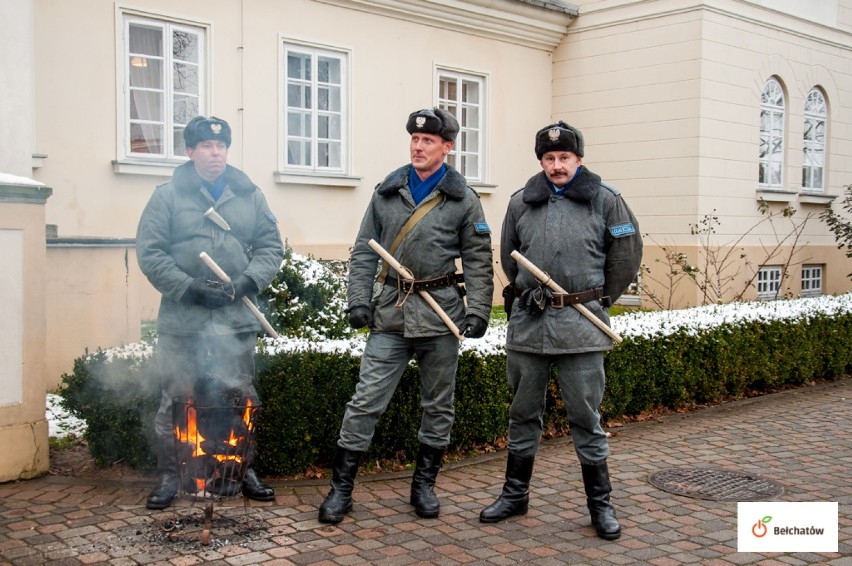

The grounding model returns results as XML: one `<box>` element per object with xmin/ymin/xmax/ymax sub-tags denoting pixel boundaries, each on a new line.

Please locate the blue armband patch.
<box><xmin>610</xmin><ymin>223</ymin><xmax>635</xmax><ymax>237</ymax></box>
<box><xmin>474</xmin><ymin>222</ymin><xmax>491</xmax><ymax>234</ymax></box>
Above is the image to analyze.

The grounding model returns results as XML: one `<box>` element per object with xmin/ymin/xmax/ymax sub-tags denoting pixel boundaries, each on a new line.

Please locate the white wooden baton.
<box><xmin>199</xmin><ymin>252</ymin><xmax>280</xmax><ymax>339</ymax></box>
<box><xmin>510</xmin><ymin>250</ymin><xmax>622</xmax><ymax>344</ymax></box>
<box><xmin>367</xmin><ymin>239</ymin><xmax>465</xmax><ymax>341</ymax></box>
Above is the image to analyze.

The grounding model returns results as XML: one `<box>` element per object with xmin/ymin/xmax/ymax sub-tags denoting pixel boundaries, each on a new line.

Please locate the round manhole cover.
<box><xmin>649</xmin><ymin>467</ymin><xmax>785</xmax><ymax>501</ymax></box>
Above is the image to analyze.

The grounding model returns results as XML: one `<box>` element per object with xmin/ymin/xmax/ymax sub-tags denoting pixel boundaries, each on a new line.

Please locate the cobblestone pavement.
<box><xmin>1</xmin><ymin>378</ymin><xmax>849</xmax><ymax>565</ymax></box>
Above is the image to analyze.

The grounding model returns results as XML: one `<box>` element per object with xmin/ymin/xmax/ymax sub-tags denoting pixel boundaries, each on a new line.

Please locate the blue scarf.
<box><xmin>202</xmin><ymin>175</ymin><xmax>227</xmax><ymax>201</ymax></box>
<box><xmin>409</xmin><ymin>164</ymin><xmax>447</xmax><ymax>205</ymax></box>
<box><xmin>549</xmin><ymin>168</ymin><xmax>581</xmax><ymax>196</ymax></box>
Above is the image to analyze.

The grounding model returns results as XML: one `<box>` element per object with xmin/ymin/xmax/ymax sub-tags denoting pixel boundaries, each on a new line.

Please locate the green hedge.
<box><xmin>58</xmin><ymin>311</ymin><xmax>851</xmax><ymax>475</ymax></box>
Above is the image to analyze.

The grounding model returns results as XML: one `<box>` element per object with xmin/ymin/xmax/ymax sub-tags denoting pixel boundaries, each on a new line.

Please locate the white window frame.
<box><xmin>759</xmin><ymin>78</ymin><xmax>785</xmax><ymax>190</ymax></box>
<box><xmin>435</xmin><ymin>67</ymin><xmax>488</xmax><ymax>185</ymax></box>
<box><xmin>757</xmin><ymin>265</ymin><xmax>782</xmax><ymax>300</ymax></box>
<box><xmin>115</xmin><ymin>8</ymin><xmax>209</xmax><ymax>173</ymax></box>
<box><xmin>802</xmin><ymin>88</ymin><xmax>827</xmax><ymax>194</ymax></box>
<box><xmin>279</xmin><ymin>39</ymin><xmax>351</xmax><ymax>180</ymax></box>
<box><xmin>801</xmin><ymin>264</ymin><xmax>823</xmax><ymax>297</ymax></box>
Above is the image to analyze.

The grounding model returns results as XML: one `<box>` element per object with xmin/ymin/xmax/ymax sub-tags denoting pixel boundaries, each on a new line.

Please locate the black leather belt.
<box><xmin>388</xmin><ymin>273</ymin><xmax>465</xmax><ymax>293</ymax></box>
<box><xmin>515</xmin><ymin>286</ymin><xmax>606</xmax><ymax>307</ymax></box>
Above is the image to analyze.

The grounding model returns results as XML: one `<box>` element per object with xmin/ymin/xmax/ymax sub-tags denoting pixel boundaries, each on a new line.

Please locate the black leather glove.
<box><xmin>519</xmin><ymin>286</ymin><xmax>552</xmax><ymax>314</ymax></box>
<box><xmin>181</xmin><ymin>278</ymin><xmax>233</xmax><ymax>309</ymax></box>
<box><xmin>348</xmin><ymin>305</ymin><xmax>374</xmax><ymax>329</ymax></box>
<box><xmin>462</xmin><ymin>315</ymin><xmax>488</xmax><ymax>338</ymax></box>
<box><xmin>231</xmin><ymin>275</ymin><xmax>258</xmax><ymax>299</ymax></box>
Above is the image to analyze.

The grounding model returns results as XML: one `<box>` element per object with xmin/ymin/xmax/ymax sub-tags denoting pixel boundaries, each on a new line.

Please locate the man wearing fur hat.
<box><xmin>318</xmin><ymin>108</ymin><xmax>494</xmax><ymax>524</ymax></box>
<box><xmin>480</xmin><ymin>121</ymin><xmax>642</xmax><ymax>540</ymax></box>
<box><xmin>136</xmin><ymin>115</ymin><xmax>284</xmax><ymax>510</ymax></box>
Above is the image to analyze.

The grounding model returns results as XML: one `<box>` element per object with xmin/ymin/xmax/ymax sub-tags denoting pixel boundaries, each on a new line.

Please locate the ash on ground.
<box><xmin>79</xmin><ymin>505</ymin><xmax>283</xmax><ymax>557</ymax></box>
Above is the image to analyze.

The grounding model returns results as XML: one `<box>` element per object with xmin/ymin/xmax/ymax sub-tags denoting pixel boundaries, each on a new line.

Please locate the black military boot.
<box><xmin>147</xmin><ymin>472</ymin><xmax>178</xmax><ymax>510</ymax></box>
<box><xmin>410</xmin><ymin>443</ymin><xmax>445</xmax><ymax>518</ymax></box>
<box><xmin>479</xmin><ymin>452</ymin><xmax>535</xmax><ymax>523</ymax></box>
<box><xmin>147</xmin><ymin>440</ymin><xmax>178</xmax><ymax>510</ymax></box>
<box><xmin>318</xmin><ymin>447</ymin><xmax>363</xmax><ymax>524</ymax></box>
<box><xmin>242</xmin><ymin>468</ymin><xmax>276</xmax><ymax>501</ymax></box>
<box><xmin>581</xmin><ymin>461</ymin><xmax>622</xmax><ymax>540</ymax></box>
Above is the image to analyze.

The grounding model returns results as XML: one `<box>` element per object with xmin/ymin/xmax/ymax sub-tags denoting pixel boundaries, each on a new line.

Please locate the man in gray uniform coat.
<box><xmin>318</xmin><ymin>108</ymin><xmax>494</xmax><ymax>524</ymax></box>
<box><xmin>136</xmin><ymin>116</ymin><xmax>284</xmax><ymax>510</ymax></box>
<box><xmin>480</xmin><ymin>121</ymin><xmax>642</xmax><ymax>540</ymax></box>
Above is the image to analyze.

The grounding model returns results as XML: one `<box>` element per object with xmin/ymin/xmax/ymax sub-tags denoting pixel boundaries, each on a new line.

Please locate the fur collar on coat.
<box><xmin>521</xmin><ymin>166</ymin><xmax>600</xmax><ymax>204</ymax></box>
<box><xmin>171</xmin><ymin>161</ymin><xmax>258</xmax><ymax>195</ymax></box>
<box><xmin>376</xmin><ymin>164</ymin><xmax>468</xmax><ymax>201</ymax></box>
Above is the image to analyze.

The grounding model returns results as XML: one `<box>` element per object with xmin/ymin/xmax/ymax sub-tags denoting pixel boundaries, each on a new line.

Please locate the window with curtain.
<box><xmin>437</xmin><ymin>69</ymin><xmax>485</xmax><ymax>182</ymax></box>
<box><xmin>759</xmin><ymin>78</ymin><xmax>784</xmax><ymax>189</ymax></box>
<box><xmin>802</xmin><ymin>88</ymin><xmax>827</xmax><ymax>193</ymax></box>
<box><xmin>123</xmin><ymin>14</ymin><xmax>205</xmax><ymax>160</ymax></box>
<box><xmin>282</xmin><ymin>42</ymin><xmax>348</xmax><ymax>174</ymax></box>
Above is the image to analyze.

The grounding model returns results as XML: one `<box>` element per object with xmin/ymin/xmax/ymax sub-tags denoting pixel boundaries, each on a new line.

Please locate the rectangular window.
<box><xmin>437</xmin><ymin>69</ymin><xmax>485</xmax><ymax>182</ymax></box>
<box><xmin>121</xmin><ymin>14</ymin><xmax>205</xmax><ymax>160</ymax></box>
<box><xmin>801</xmin><ymin>264</ymin><xmax>823</xmax><ymax>297</ymax></box>
<box><xmin>282</xmin><ymin>42</ymin><xmax>348</xmax><ymax>174</ymax></box>
<box><xmin>757</xmin><ymin>266</ymin><xmax>782</xmax><ymax>300</ymax></box>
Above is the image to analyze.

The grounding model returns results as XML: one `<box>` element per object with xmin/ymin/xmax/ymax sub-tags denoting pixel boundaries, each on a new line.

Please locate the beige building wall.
<box><xmin>31</xmin><ymin>0</ymin><xmax>566</xmax><ymax>257</ymax></box>
<box><xmin>44</xmin><ymin>243</ymin><xmax>160</xmax><ymax>389</ymax></box>
<box><xmin>22</xmin><ymin>0</ymin><xmax>852</xmax><ymax>386</ymax></box>
<box><xmin>28</xmin><ymin>0</ymin><xmax>570</xmax><ymax>382</ymax></box>
<box><xmin>559</xmin><ymin>0</ymin><xmax>852</xmax><ymax>306</ymax></box>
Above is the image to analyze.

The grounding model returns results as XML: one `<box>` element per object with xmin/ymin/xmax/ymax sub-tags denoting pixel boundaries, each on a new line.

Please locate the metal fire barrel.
<box><xmin>172</xmin><ymin>392</ymin><xmax>261</xmax><ymax>501</ymax></box>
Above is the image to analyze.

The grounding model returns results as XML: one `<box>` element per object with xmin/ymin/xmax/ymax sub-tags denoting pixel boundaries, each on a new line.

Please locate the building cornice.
<box><xmin>566</xmin><ymin>0</ymin><xmax>852</xmax><ymax>50</ymax></box>
<box><xmin>313</xmin><ymin>0</ymin><xmax>577</xmax><ymax>51</ymax></box>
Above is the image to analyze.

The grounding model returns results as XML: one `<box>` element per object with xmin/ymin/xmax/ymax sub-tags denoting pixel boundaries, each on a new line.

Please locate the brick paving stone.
<box><xmin>0</xmin><ymin>379</ymin><xmax>849</xmax><ymax>565</ymax></box>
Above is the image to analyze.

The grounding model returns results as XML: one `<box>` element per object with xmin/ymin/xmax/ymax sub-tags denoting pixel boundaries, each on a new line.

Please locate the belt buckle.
<box><xmin>400</xmin><ymin>278</ymin><xmax>415</xmax><ymax>293</ymax></box>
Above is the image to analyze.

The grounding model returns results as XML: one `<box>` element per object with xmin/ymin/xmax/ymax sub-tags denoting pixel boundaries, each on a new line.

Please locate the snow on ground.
<box><xmin>47</xmin><ymin>393</ymin><xmax>87</xmax><ymax>439</ymax></box>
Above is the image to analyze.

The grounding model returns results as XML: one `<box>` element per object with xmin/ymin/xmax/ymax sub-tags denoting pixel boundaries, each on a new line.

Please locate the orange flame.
<box><xmin>243</xmin><ymin>399</ymin><xmax>254</xmax><ymax>430</ymax></box>
<box><xmin>173</xmin><ymin>399</ymin><xmax>256</xmax><ymax>488</ymax></box>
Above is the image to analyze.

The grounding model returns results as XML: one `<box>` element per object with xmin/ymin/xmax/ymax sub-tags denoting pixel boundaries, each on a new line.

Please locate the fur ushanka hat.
<box><xmin>534</xmin><ymin>121</ymin><xmax>584</xmax><ymax>159</ymax></box>
<box><xmin>405</xmin><ymin>108</ymin><xmax>460</xmax><ymax>143</ymax></box>
<box><xmin>184</xmin><ymin>115</ymin><xmax>232</xmax><ymax>148</ymax></box>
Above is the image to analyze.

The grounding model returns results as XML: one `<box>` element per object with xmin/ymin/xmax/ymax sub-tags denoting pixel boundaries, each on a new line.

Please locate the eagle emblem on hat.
<box><xmin>210</xmin><ymin>123</ymin><xmax>222</xmax><ymax>134</ymax></box>
<box><xmin>548</xmin><ymin>128</ymin><xmax>560</xmax><ymax>142</ymax></box>
<box><xmin>415</xmin><ymin>116</ymin><xmax>426</xmax><ymax>128</ymax></box>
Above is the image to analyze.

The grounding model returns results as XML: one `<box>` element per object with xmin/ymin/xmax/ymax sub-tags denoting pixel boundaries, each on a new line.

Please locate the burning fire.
<box><xmin>173</xmin><ymin>397</ymin><xmax>257</xmax><ymax>496</ymax></box>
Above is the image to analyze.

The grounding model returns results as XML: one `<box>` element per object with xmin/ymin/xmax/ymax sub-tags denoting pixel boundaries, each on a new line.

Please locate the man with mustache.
<box><xmin>481</xmin><ymin>121</ymin><xmax>642</xmax><ymax>540</ymax></box>
<box><xmin>136</xmin><ymin>115</ymin><xmax>284</xmax><ymax>510</ymax></box>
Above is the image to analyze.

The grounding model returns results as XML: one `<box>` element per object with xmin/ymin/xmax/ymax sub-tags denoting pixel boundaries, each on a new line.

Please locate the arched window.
<box><xmin>759</xmin><ymin>78</ymin><xmax>784</xmax><ymax>189</ymax></box>
<box><xmin>803</xmin><ymin>88</ymin><xmax>827</xmax><ymax>192</ymax></box>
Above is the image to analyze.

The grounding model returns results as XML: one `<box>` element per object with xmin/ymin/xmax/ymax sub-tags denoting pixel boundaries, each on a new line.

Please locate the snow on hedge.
<box><xmin>52</xmin><ymin>293</ymin><xmax>851</xmax><ymax>438</ymax></box>
<box><xmin>262</xmin><ymin>293</ymin><xmax>852</xmax><ymax>356</ymax></box>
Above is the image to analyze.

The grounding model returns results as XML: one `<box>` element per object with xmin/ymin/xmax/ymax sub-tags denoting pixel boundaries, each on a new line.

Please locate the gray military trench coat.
<box><xmin>501</xmin><ymin>167</ymin><xmax>643</xmax><ymax>355</ymax></box>
<box><xmin>136</xmin><ymin>161</ymin><xmax>284</xmax><ymax>336</ymax></box>
<box><xmin>348</xmin><ymin>164</ymin><xmax>494</xmax><ymax>338</ymax></box>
